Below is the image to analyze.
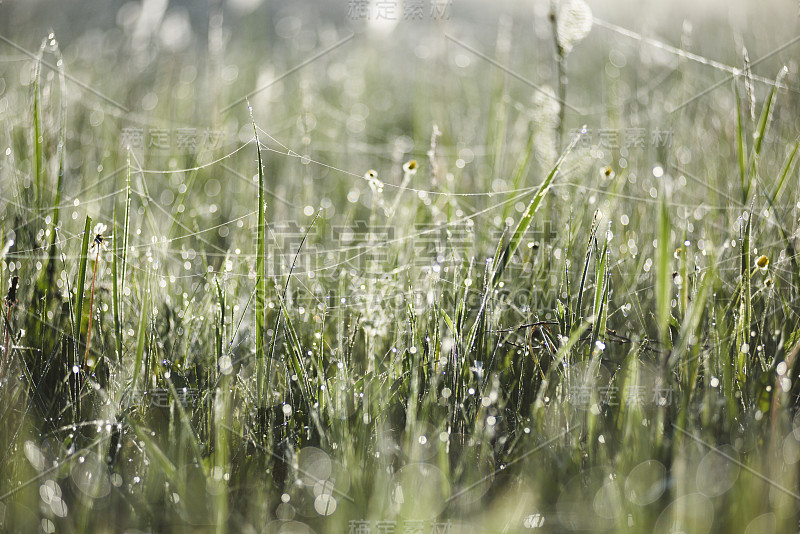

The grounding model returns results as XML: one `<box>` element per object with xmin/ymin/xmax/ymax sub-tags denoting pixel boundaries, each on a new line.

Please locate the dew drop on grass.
<box><xmin>696</xmin><ymin>445</ymin><xmax>739</xmax><ymax>497</ymax></box>
<box><xmin>219</xmin><ymin>355</ymin><xmax>233</xmax><ymax>375</ymax></box>
<box><xmin>24</xmin><ymin>441</ymin><xmax>46</xmax><ymax>471</ymax></box>
<box><xmin>314</xmin><ymin>494</ymin><xmax>337</xmax><ymax>516</ymax></box>
<box><xmin>624</xmin><ymin>460</ymin><xmax>666</xmax><ymax>505</ymax></box>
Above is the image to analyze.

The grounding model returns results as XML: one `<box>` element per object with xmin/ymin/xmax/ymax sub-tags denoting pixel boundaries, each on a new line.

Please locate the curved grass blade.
<box><xmin>267</xmin><ymin>211</ymin><xmax>321</xmax><ymax>415</ymax></box>
<box><xmin>734</xmin><ymin>81</ymin><xmax>747</xmax><ymax>202</ymax></box>
<box><xmin>655</xmin><ymin>198</ymin><xmax>671</xmax><ymax>347</ymax></box>
<box><xmin>74</xmin><ymin>216</ymin><xmax>92</xmax><ymax>361</ymax></box>
<box><xmin>249</xmin><ymin>102</ymin><xmax>268</xmax><ymax>416</ymax></box>
<box><xmin>491</xmin><ymin>127</ymin><xmax>584</xmax><ymax>288</ymax></box>
<box><xmin>573</xmin><ymin>213</ymin><xmax>599</xmax><ymax>335</ymax></box>
<box><xmin>112</xmin><ymin>207</ymin><xmax>123</xmax><ymax>363</ymax></box>
<box><xmin>130</xmin><ymin>290</ymin><xmax>148</xmax><ymax>390</ymax></box>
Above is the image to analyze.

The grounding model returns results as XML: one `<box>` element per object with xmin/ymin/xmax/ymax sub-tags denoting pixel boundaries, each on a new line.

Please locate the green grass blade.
<box><xmin>746</xmin><ymin>68</ymin><xmax>786</xmax><ymax>199</ymax></box>
<box><xmin>214</xmin><ymin>276</ymin><xmax>224</xmax><ymax>366</ymax></box>
<box><xmin>131</xmin><ymin>423</ymin><xmax>177</xmax><ymax>480</ymax></box>
<box><xmin>38</xmin><ymin>38</ymin><xmax>67</xmax><ymax>296</ymax></box>
<box><xmin>131</xmin><ymin>291</ymin><xmax>148</xmax><ymax>389</ymax></box>
<box><xmin>770</xmin><ymin>136</ymin><xmax>800</xmax><ymax>204</ymax></box>
<box><xmin>32</xmin><ymin>44</ymin><xmax>44</xmax><ymax>210</ymax></box>
<box><xmin>573</xmin><ymin>213</ymin><xmax>599</xmax><ymax>334</ymax></box>
<box><xmin>250</xmin><ymin>103</ymin><xmax>268</xmax><ymax>412</ymax></box>
<box><xmin>737</xmin><ymin>212</ymin><xmax>752</xmax><ymax>381</ymax></box>
<box><xmin>121</xmin><ymin>149</ymin><xmax>131</xmax><ymax>301</ymax></box>
<box><xmin>492</xmin><ymin>129</ymin><xmax>582</xmax><ymax>287</ymax></box>
<box><xmin>750</xmin><ymin>70</ymin><xmax>783</xmax><ymax>161</ymax></box>
<box><xmin>487</xmin><ymin>19</ymin><xmax>511</xmax><ymax>180</ymax></box>
<box><xmin>278</xmin><ymin>295</ymin><xmax>314</xmax><ymax>409</ymax></box>
<box><xmin>670</xmin><ymin>266</ymin><xmax>712</xmax><ymax>382</ymax></box>
<box><xmin>502</xmin><ymin>125</ymin><xmax>537</xmax><ymax>222</ymax></box>
<box><xmin>442</xmin><ymin>309</ymin><xmax>457</xmax><ymax>338</ymax></box>
<box><xmin>74</xmin><ymin>215</ymin><xmax>92</xmax><ymax>361</ymax></box>
<box><xmin>734</xmin><ymin>81</ymin><xmax>747</xmax><ymax>202</ymax></box>
<box><xmin>655</xmin><ymin>198</ymin><xmax>671</xmax><ymax>347</ymax></box>
<box><xmin>112</xmin><ymin>207</ymin><xmax>123</xmax><ymax>363</ymax></box>
<box><xmin>591</xmin><ymin>231</ymin><xmax>609</xmax><ymax>348</ymax></box>
<box><xmin>268</xmin><ymin>212</ymin><xmax>321</xmax><ymax>414</ymax></box>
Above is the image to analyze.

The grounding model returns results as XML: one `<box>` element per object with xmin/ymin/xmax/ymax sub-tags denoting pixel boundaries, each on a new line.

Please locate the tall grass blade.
<box><xmin>121</xmin><ymin>149</ymin><xmax>131</xmax><ymax>298</ymax></box>
<box><xmin>750</xmin><ymin>69</ymin><xmax>785</xmax><ymax>165</ymax></box>
<box><xmin>745</xmin><ymin>67</ymin><xmax>786</xmax><ymax>200</ymax></box>
<box><xmin>32</xmin><ymin>41</ymin><xmax>44</xmax><ymax>210</ymax></box>
<box><xmin>737</xmin><ymin>212</ymin><xmax>752</xmax><ymax>381</ymax></box>
<box><xmin>590</xmin><ymin>230</ymin><xmax>609</xmax><ymax>349</ymax></box>
<box><xmin>40</xmin><ymin>35</ymin><xmax>66</xmax><ymax>293</ymax></box>
<box><xmin>492</xmin><ymin>129</ymin><xmax>583</xmax><ymax>287</ymax></box>
<box><xmin>249</xmin><ymin>103</ymin><xmax>268</xmax><ymax>417</ymax></box>
<box><xmin>734</xmin><ymin>81</ymin><xmax>747</xmax><ymax>203</ymax></box>
<box><xmin>655</xmin><ymin>198</ymin><xmax>671</xmax><ymax>347</ymax></box>
<box><xmin>268</xmin><ymin>212</ymin><xmax>321</xmax><ymax>417</ymax></box>
<box><xmin>770</xmin><ymin>136</ymin><xmax>799</xmax><ymax>204</ymax></box>
<box><xmin>74</xmin><ymin>216</ymin><xmax>92</xmax><ymax>361</ymax></box>
<box><xmin>112</xmin><ymin>207</ymin><xmax>123</xmax><ymax>363</ymax></box>
<box><xmin>573</xmin><ymin>213</ymin><xmax>599</xmax><ymax>335</ymax></box>
<box><xmin>131</xmin><ymin>292</ymin><xmax>148</xmax><ymax>390</ymax></box>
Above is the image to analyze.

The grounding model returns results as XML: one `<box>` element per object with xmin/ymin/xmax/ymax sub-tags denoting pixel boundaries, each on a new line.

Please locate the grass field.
<box><xmin>1</xmin><ymin>0</ymin><xmax>800</xmax><ymax>532</ymax></box>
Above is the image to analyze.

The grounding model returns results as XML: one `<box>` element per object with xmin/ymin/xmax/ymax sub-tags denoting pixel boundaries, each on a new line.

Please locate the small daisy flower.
<box><xmin>600</xmin><ymin>165</ymin><xmax>614</xmax><ymax>179</ymax></box>
<box><xmin>403</xmin><ymin>159</ymin><xmax>418</xmax><ymax>175</ymax></box>
<box><xmin>91</xmin><ymin>223</ymin><xmax>108</xmax><ymax>249</ymax></box>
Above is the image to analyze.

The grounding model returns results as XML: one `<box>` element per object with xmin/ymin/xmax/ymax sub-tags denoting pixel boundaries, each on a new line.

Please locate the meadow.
<box><xmin>1</xmin><ymin>0</ymin><xmax>800</xmax><ymax>532</ymax></box>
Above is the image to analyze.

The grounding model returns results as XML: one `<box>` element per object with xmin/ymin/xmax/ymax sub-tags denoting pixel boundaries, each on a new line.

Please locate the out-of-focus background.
<box><xmin>2</xmin><ymin>1</ymin><xmax>800</xmax><ymax>533</ymax></box>
<box><xmin>1</xmin><ymin>0</ymin><xmax>797</xmax><ymax>146</ymax></box>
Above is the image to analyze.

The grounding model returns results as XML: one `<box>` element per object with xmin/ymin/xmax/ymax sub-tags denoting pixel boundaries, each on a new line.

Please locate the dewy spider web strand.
<box><xmin>3</xmin><ymin>119</ymin><xmax>793</xmax><ymax>339</ymax></box>
<box><xmin>6</xmin><ymin>125</ymin><xmax>794</xmax><ymax>287</ymax></box>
